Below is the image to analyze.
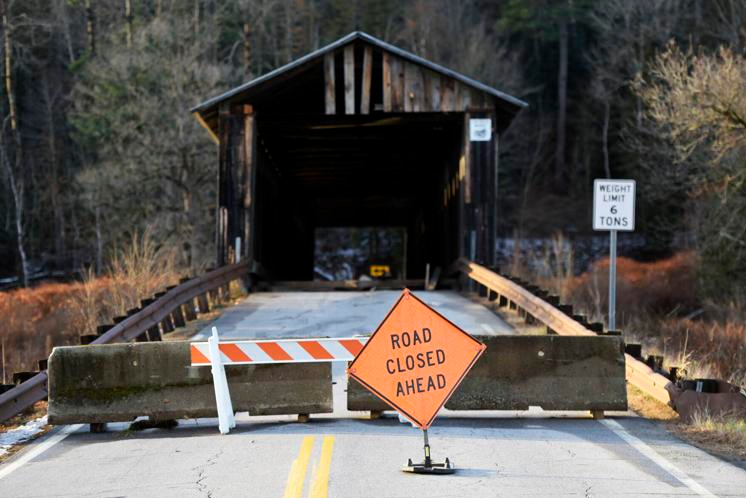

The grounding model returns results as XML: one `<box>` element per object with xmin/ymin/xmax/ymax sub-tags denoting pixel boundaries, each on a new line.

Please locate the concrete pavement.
<box><xmin>192</xmin><ymin>290</ymin><xmax>514</xmax><ymax>340</ymax></box>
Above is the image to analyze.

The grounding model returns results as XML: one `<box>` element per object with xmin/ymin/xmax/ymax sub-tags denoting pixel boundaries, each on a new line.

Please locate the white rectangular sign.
<box><xmin>593</xmin><ymin>179</ymin><xmax>635</xmax><ymax>231</ymax></box>
<box><xmin>469</xmin><ymin>119</ymin><xmax>492</xmax><ymax>141</ymax></box>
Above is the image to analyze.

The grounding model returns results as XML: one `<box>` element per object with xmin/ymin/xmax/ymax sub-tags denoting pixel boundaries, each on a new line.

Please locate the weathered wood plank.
<box><xmin>403</xmin><ymin>61</ymin><xmax>414</xmax><ymax>112</ymax></box>
<box><xmin>217</xmin><ymin>103</ymin><xmax>231</xmax><ymax>265</ymax></box>
<box><xmin>463</xmin><ymin>112</ymin><xmax>472</xmax><ymax>204</ymax></box>
<box><xmin>441</xmin><ymin>76</ymin><xmax>455</xmax><ymax>112</ymax></box>
<box><xmin>382</xmin><ymin>51</ymin><xmax>392</xmax><ymax>112</ymax></box>
<box><xmin>360</xmin><ymin>46</ymin><xmax>372</xmax><ymax>114</ymax></box>
<box><xmin>460</xmin><ymin>83</ymin><xmax>472</xmax><ymax>110</ymax></box>
<box><xmin>471</xmin><ymin>88</ymin><xmax>485</xmax><ymax>111</ymax></box>
<box><xmin>390</xmin><ymin>56</ymin><xmax>404</xmax><ymax>111</ymax></box>
<box><xmin>344</xmin><ymin>45</ymin><xmax>355</xmax><ymax>114</ymax></box>
<box><xmin>412</xmin><ymin>64</ymin><xmax>425</xmax><ymax>112</ymax></box>
<box><xmin>324</xmin><ymin>53</ymin><xmax>336</xmax><ymax>115</ymax></box>
<box><xmin>427</xmin><ymin>70</ymin><xmax>441</xmax><ymax>111</ymax></box>
<box><xmin>242</xmin><ymin>104</ymin><xmax>255</xmax><ymax>261</ymax></box>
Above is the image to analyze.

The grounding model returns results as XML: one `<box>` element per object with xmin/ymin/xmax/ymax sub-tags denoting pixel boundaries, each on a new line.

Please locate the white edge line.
<box><xmin>600</xmin><ymin>419</ymin><xmax>717</xmax><ymax>497</ymax></box>
<box><xmin>0</xmin><ymin>424</ymin><xmax>83</xmax><ymax>481</ymax></box>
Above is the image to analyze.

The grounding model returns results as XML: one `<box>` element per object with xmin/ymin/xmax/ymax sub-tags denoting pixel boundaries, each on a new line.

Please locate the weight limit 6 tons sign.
<box><xmin>593</xmin><ymin>179</ymin><xmax>635</xmax><ymax>231</ymax></box>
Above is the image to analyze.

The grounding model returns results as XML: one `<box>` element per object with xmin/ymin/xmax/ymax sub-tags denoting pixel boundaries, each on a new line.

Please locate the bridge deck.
<box><xmin>193</xmin><ymin>290</ymin><xmax>514</xmax><ymax>340</ymax></box>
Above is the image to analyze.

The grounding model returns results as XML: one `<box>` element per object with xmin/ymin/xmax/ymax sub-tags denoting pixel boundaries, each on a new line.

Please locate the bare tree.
<box><xmin>0</xmin><ymin>0</ymin><xmax>28</xmax><ymax>286</ymax></box>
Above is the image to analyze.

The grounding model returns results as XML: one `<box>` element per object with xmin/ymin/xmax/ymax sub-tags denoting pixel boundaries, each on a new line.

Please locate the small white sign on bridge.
<box><xmin>593</xmin><ymin>179</ymin><xmax>635</xmax><ymax>231</ymax></box>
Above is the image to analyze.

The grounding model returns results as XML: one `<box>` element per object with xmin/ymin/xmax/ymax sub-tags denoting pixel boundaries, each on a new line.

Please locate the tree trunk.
<box><xmin>243</xmin><ymin>22</ymin><xmax>253</xmax><ymax>79</ymax></box>
<box><xmin>124</xmin><ymin>0</ymin><xmax>133</xmax><ymax>48</ymax></box>
<box><xmin>95</xmin><ymin>202</ymin><xmax>103</xmax><ymax>273</ymax></box>
<box><xmin>602</xmin><ymin>100</ymin><xmax>611</xmax><ymax>178</ymax></box>
<box><xmin>41</xmin><ymin>74</ymin><xmax>66</xmax><ymax>264</ymax></box>
<box><xmin>1</xmin><ymin>0</ymin><xmax>28</xmax><ymax>287</ymax></box>
<box><xmin>85</xmin><ymin>0</ymin><xmax>95</xmax><ymax>55</ymax></box>
<box><xmin>193</xmin><ymin>0</ymin><xmax>200</xmax><ymax>37</ymax></box>
<box><xmin>555</xmin><ymin>14</ymin><xmax>568</xmax><ymax>189</ymax></box>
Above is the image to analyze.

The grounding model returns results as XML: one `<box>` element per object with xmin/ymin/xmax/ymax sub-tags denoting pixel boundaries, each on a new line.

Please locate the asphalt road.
<box><xmin>1</xmin><ymin>291</ymin><xmax>745</xmax><ymax>497</ymax></box>
<box><xmin>1</xmin><ymin>410</ymin><xmax>745</xmax><ymax>497</ymax></box>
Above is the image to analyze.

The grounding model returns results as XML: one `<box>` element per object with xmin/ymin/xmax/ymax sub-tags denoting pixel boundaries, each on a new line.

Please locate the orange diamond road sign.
<box><xmin>348</xmin><ymin>288</ymin><xmax>486</xmax><ymax>429</ymax></box>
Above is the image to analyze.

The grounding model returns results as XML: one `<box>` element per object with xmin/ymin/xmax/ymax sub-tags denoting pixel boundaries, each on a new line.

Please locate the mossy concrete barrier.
<box><xmin>48</xmin><ymin>342</ymin><xmax>332</xmax><ymax>424</ymax></box>
<box><xmin>348</xmin><ymin>335</ymin><xmax>627</xmax><ymax>412</ymax></box>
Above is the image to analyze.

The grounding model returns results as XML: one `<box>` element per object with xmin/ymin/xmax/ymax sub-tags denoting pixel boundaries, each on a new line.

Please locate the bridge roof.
<box><xmin>192</xmin><ymin>31</ymin><xmax>526</xmax><ymax>127</ymax></box>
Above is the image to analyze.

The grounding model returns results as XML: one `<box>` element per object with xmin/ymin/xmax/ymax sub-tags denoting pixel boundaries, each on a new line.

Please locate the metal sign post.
<box><xmin>593</xmin><ymin>179</ymin><xmax>635</xmax><ymax>332</ymax></box>
<box><xmin>608</xmin><ymin>229</ymin><xmax>617</xmax><ymax>331</ymax></box>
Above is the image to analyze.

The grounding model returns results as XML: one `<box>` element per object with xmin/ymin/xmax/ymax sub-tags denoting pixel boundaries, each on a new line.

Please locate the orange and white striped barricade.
<box><xmin>191</xmin><ymin>329</ymin><xmax>368</xmax><ymax>433</ymax></box>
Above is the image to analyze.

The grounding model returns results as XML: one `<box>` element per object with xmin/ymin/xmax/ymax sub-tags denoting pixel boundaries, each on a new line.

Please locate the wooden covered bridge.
<box><xmin>191</xmin><ymin>31</ymin><xmax>526</xmax><ymax>279</ymax></box>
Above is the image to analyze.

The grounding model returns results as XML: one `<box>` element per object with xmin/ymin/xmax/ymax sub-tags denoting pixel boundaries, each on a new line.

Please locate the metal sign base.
<box><xmin>402</xmin><ymin>458</ymin><xmax>455</xmax><ymax>475</ymax></box>
<box><xmin>402</xmin><ymin>429</ymin><xmax>456</xmax><ymax>475</ymax></box>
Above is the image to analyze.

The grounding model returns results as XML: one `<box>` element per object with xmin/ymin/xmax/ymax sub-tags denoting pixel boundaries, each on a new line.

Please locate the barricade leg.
<box><xmin>208</xmin><ymin>327</ymin><xmax>236</xmax><ymax>434</ymax></box>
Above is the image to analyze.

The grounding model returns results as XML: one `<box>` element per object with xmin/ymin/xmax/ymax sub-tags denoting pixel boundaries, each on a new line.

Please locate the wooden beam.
<box><xmin>463</xmin><ymin>112</ymin><xmax>472</xmax><ymax>204</ymax></box>
<box><xmin>403</xmin><ymin>62</ymin><xmax>414</xmax><ymax>112</ymax></box>
<box><xmin>242</xmin><ymin>105</ymin><xmax>256</xmax><ymax>261</ymax></box>
<box><xmin>382</xmin><ymin>51</ymin><xmax>392</xmax><ymax>112</ymax></box>
<box><xmin>344</xmin><ymin>45</ymin><xmax>355</xmax><ymax>115</ymax></box>
<box><xmin>193</xmin><ymin>111</ymin><xmax>219</xmax><ymax>145</ymax></box>
<box><xmin>360</xmin><ymin>46</ymin><xmax>372</xmax><ymax>115</ymax></box>
<box><xmin>441</xmin><ymin>77</ymin><xmax>455</xmax><ymax>112</ymax></box>
<box><xmin>324</xmin><ymin>53</ymin><xmax>336</xmax><ymax>115</ymax></box>
<box><xmin>217</xmin><ymin>103</ymin><xmax>231</xmax><ymax>265</ymax></box>
<box><xmin>390</xmin><ymin>56</ymin><xmax>404</xmax><ymax>112</ymax></box>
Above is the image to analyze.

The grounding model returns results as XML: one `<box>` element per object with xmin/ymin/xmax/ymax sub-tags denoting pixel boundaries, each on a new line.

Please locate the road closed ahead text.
<box><xmin>387</xmin><ymin>329</ymin><xmax>447</xmax><ymax>397</ymax></box>
<box><xmin>349</xmin><ymin>289</ymin><xmax>486</xmax><ymax>429</ymax></box>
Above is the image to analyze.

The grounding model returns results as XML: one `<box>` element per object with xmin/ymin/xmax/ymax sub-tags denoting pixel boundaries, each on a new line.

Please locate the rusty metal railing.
<box><xmin>454</xmin><ymin>257</ymin><xmax>673</xmax><ymax>405</ymax></box>
<box><xmin>0</xmin><ymin>259</ymin><xmax>253</xmax><ymax>422</ymax></box>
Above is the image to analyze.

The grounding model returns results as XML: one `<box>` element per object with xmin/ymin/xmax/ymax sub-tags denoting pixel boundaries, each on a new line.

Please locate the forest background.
<box><xmin>1</xmin><ymin>0</ymin><xmax>746</xmax><ymax>383</ymax></box>
<box><xmin>1</xmin><ymin>0</ymin><xmax>745</xmax><ymax>289</ymax></box>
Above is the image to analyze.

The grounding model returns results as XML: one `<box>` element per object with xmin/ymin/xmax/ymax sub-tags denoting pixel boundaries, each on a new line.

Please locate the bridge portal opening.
<box><xmin>252</xmin><ymin>112</ymin><xmax>463</xmax><ymax>280</ymax></box>
<box><xmin>314</xmin><ymin>227</ymin><xmax>407</xmax><ymax>280</ymax></box>
<box><xmin>192</xmin><ymin>32</ymin><xmax>525</xmax><ymax>281</ymax></box>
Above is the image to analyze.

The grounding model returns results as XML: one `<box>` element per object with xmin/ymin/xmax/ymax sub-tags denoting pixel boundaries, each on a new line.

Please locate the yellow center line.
<box><xmin>283</xmin><ymin>436</ymin><xmax>315</xmax><ymax>498</ymax></box>
<box><xmin>308</xmin><ymin>436</ymin><xmax>335</xmax><ymax>498</ymax></box>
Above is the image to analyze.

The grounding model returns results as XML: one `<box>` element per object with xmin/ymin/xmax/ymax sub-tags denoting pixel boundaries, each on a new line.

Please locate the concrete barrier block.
<box><xmin>348</xmin><ymin>335</ymin><xmax>627</xmax><ymax>412</ymax></box>
<box><xmin>48</xmin><ymin>342</ymin><xmax>332</xmax><ymax>425</ymax></box>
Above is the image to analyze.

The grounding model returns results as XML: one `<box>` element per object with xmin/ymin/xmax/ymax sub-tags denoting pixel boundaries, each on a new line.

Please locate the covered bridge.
<box><xmin>192</xmin><ymin>31</ymin><xmax>526</xmax><ymax>280</ymax></box>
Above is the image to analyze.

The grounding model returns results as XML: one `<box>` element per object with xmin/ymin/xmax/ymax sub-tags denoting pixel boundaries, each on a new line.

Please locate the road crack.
<box><xmin>193</xmin><ymin>448</ymin><xmax>224</xmax><ymax>498</ymax></box>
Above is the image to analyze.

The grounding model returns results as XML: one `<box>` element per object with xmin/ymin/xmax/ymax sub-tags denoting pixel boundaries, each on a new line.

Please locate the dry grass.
<box><xmin>0</xmin><ymin>232</ymin><xmax>181</xmax><ymax>379</ymax></box>
<box><xmin>672</xmin><ymin>410</ymin><xmax>746</xmax><ymax>461</ymax></box>
<box><xmin>0</xmin><ymin>401</ymin><xmax>50</xmax><ymax>461</ymax></box>
<box><xmin>566</xmin><ymin>252</ymin><xmax>699</xmax><ymax>322</ymax></box>
<box><xmin>628</xmin><ymin>384</ymin><xmax>746</xmax><ymax>462</ymax></box>
<box><xmin>627</xmin><ymin>384</ymin><xmax>679</xmax><ymax>421</ymax></box>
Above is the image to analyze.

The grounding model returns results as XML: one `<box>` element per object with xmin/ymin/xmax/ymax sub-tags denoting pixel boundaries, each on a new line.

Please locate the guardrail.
<box><xmin>0</xmin><ymin>259</ymin><xmax>254</xmax><ymax>422</ymax></box>
<box><xmin>453</xmin><ymin>258</ymin><xmax>673</xmax><ymax>406</ymax></box>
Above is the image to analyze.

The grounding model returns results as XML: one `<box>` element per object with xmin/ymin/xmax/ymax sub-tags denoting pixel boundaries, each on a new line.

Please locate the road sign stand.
<box><xmin>208</xmin><ymin>327</ymin><xmax>236</xmax><ymax>434</ymax></box>
<box><xmin>402</xmin><ymin>428</ymin><xmax>455</xmax><ymax>475</ymax></box>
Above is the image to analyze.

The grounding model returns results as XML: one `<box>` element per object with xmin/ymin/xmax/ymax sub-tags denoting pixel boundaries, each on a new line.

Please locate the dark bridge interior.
<box><xmin>254</xmin><ymin>113</ymin><xmax>463</xmax><ymax>280</ymax></box>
